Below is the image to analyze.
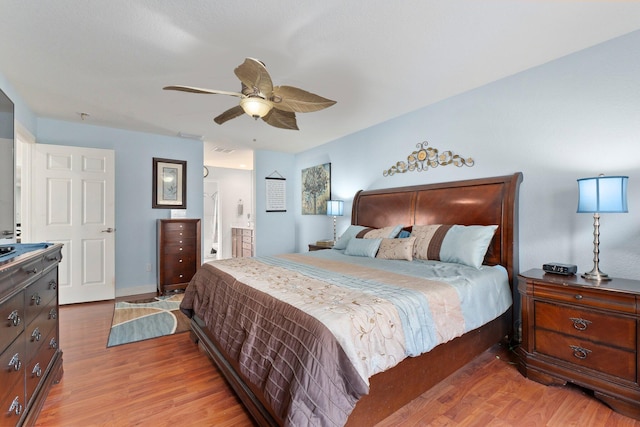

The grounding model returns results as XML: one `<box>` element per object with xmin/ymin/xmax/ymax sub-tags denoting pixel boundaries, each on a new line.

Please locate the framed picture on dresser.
<box><xmin>153</xmin><ymin>157</ymin><xmax>187</xmax><ymax>209</ymax></box>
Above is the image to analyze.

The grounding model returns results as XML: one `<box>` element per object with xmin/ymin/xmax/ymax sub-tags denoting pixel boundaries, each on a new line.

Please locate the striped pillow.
<box><xmin>411</xmin><ymin>224</ymin><xmax>498</xmax><ymax>268</ymax></box>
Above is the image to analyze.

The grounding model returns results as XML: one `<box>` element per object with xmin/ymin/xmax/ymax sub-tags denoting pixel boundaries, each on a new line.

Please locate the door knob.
<box><xmin>101</xmin><ymin>227</ymin><xmax>116</xmax><ymax>233</ymax></box>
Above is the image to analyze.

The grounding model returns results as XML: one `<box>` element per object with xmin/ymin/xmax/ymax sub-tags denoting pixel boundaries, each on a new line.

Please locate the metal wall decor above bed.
<box><xmin>383</xmin><ymin>140</ymin><xmax>474</xmax><ymax>176</ymax></box>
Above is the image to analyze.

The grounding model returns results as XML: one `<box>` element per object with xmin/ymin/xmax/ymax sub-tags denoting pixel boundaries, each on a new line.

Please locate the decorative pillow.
<box><xmin>356</xmin><ymin>225</ymin><xmax>403</xmax><ymax>239</ymax></box>
<box><xmin>376</xmin><ymin>237</ymin><xmax>416</xmax><ymax>261</ymax></box>
<box><xmin>440</xmin><ymin>225</ymin><xmax>498</xmax><ymax>269</ymax></box>
<box><xmin>344</xmin><ymin>237</ymin><xmax>382</xmax><ymax>258</ymax></box>
<box><xmin>333</xmin><ymin>225</ymin><xmax>366</xmax><ymax>250</ymax></box>
<box><xmin>411</xmin><ymin>224</ymin><xmax>498</xmax><ymax>268</ymax></box>
<box><xmin>397</xmin><ymin>229</ymin><xmax>412</xmax><ymax>239</ymax></box>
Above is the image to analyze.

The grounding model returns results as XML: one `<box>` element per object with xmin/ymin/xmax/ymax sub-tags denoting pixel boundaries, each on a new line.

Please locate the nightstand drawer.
<box><xmin>533</xmin><ymin>281</ymin><xmax>636</xmax><ymax>314</ymax></box>
<box><xmin>535</xmin><ymin>329</ymin><xmax>636</xmax><ymax>381</ymax></box>
<box><xmin>534</xmin><ymin>301</ymin><xmax>636</xmax><ymax>350</ymax></box>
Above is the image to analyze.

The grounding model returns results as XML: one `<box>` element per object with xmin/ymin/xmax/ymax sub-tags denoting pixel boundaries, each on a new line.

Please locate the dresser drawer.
<box><xmin>24</xmin><ymin>268</ymin><xmax>58</xmax><ymax>325</ymax></box>
<box><xmin>0</xmin><ymin>374</ymin><xmax>25</xmax><ymax>426</ymax></box>
<box><xmin>0</xmin><ymin>291</ymin><xmax>24</xmax><ymax>354</ymax></box>
<box><xmin>0</xmin><ymin>335</ymin><xmax>25</xmax><ymax>408</ymax></box>
<box><xmin>534</xmin><ymin>301</ymin><xmax>636</xmax><ymax>350</ymax></box>
<box><xmin>161</xmin><ymin>241</ymin><xmax>196</xmax><ymax>255</ymax></box>
<box><xmin>25</xmin><ymin>300</ymin><xmax>58</xmax><ymax>359</ymax></box>
<box><xmin>26</xmin><ymin>327</ymin><xmax>58</xmax><ymax>406</ymax></box>
<box><xmin>161</xmin><ymin>221</ymin><xmax>198</xmax><ymax>235</ymax></box>
<box><xmin>161</xmin><ymin>260</ymin><xmax>197</xmax><ymax>284</ymax></box>
<box><xmin>533</xmin><ymin>281</ymin><xmax>636</xmax><ymax>314</ymax></box>
<box><xmin>535</xmin><ymin>329</ymin><xmax>636</xmax><ymax>381</ymax></box>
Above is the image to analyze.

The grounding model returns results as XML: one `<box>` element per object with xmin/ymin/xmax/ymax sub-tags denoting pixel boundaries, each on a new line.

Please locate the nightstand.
<box><xmin>518</xmin><ymin>268</ymin><xmax>640</xmax><ymax>420</ymax></box>
<box><xmin>308</xmin><ymin>244</ymin><xmax>332</xmax><ymax>251</ymax></box>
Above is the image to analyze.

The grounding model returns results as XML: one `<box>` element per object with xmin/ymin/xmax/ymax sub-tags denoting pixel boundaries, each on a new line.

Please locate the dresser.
<box><xmin>157</xmin><ymin>219</ymin><xmax>201</xmax><ymax>295</ymax></box>
<box><xmin>518</xmin><ymin>269</ymin><xmax>640</xmax><ymax>420</ymax></box>
<box><xmin>0</xmin><ymin>243</ymin><xmax>63</xmax><ymax>427</ymax></box>
<box><xmin>231</xmin><ymin>227</ymin><xmax>253</xmax><ymax>258</ymax></box>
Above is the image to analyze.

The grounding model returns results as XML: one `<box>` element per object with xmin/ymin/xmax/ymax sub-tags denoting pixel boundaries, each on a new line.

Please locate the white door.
<box><xmin>31</xmin><ymin>144</ymin><xmax>115</xmax><ymax>304</ymax></box>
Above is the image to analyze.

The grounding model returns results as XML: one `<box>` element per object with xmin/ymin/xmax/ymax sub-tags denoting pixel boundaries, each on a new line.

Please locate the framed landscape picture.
<box><xmin>301</xmin><ymin>162</ymin><xmax>331</xmax><ymax>215</ymax></box>
<box><xmin>152</xmin><ymin>157</ymin><xmax>187</xmax><ymax>209</ymax></box>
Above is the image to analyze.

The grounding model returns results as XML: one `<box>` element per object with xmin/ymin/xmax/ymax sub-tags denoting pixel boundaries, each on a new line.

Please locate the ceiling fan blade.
<box><xmin>214</xmin><ymin>105</ymin><xmax>245</xmax><ymax>125</ymax></box>
<box><xmin>163</xmin><ymin>85</ymin><xmax>243</xmax><ymax>98</ymax></box>
<box><xmin>234</xmin><ymin>58</ymin><xmax>273</xmax><ymax>98</ymax></box>
<box><xmin>271</xmin><ymin>85</ymin><xmax>336</xmax><ymax>113</ymax></box>
<box><xmin>262</xmin><ymin>108</ymin><xmax>298</xmax><ymax>130</ymax></box>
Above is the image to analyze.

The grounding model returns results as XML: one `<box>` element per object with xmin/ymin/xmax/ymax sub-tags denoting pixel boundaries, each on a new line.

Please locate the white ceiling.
<box><xmin>2</xmin><ymin>1</ymin><xmax>640</xmax><ymax>169</ymax></box>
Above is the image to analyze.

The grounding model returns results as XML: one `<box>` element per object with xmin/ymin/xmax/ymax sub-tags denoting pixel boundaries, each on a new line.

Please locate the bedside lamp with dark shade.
<box><xmin>326</xmin><ymin>200</ymin><xmax>344</xmax><ymax>243</ymax></box>
<box><xmin>577</xmin><ymin>174</ymin><xmax>628</xmax><ymax>281</ymax></box>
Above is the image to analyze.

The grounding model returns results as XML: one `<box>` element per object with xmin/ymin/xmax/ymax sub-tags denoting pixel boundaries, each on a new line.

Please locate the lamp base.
<box><xmin>581</xmin><ymin>269</ymin><xmax>612</xmax><ymax>282</ymax></box>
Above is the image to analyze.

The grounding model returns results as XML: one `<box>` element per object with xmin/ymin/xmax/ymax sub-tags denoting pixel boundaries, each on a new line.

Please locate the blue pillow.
<box><xmin>333</xmin><ymin>225</ymin><xmax>366</xmax><ymax>250</ymax></box>
<box><xmin>344</xmin><ymin>237</ymin><xmax>382</xmax><ymax>258</ymax></box>
<box><xmin>440</xmin><ymin>225</ymin><xmax>498</xmax><ymax>269</ymax></box>
<box><xmin>397</xmin><ymin>229</ymin><xmax>411</xmax><ymax>238</ymax></box>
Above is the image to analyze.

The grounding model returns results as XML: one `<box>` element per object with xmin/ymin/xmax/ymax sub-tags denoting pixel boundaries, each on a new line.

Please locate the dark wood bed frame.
<box><xmin>190</xmin><ymin>172</ymin><xmax>523</xmax><ymax>426</ymax></box>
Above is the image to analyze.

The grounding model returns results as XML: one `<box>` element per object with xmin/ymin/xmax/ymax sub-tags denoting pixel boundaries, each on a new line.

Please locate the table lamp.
<box><xmin>577</xmin><ymin>174</ymin><xmax>628</xmax><ymax>281</ymax></box>
<box><xmin>326</xmin><ymin>200</ymin><xmax>344</xmax><ymax>243</ymax></box>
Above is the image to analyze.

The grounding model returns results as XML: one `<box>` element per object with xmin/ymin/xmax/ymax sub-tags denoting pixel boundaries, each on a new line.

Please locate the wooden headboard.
<box><xmin>351</xmin><ymin>173</ymin><xmax>523</xmax><ymax>285</ymax></box>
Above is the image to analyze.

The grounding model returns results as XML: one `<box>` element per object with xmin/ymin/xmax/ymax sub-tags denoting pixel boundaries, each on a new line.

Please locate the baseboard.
<box><xmin>116</xmin><ymin>284</ymin><xmax>156</xmax><ymax>298</ymax></box>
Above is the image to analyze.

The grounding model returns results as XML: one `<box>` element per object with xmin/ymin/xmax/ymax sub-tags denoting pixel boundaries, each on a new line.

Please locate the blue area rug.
<box><xmin>107</xmin><ymin>293</ymin><xmax>190</xmax><ymax>347</ymax></box>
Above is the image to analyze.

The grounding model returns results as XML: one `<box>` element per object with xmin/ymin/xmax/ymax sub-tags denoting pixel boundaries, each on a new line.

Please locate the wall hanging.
<box><xmin>301</xmin><ymin>163</ymin><xmax>331</xmax><ymax>215</ymax></box>
<box><xmin>383</xmin><ymin>141</ymin><xmax>474</xmax><ymax>177</ymax></box>
<box><xmin>152</xmin><ymin>157</ymin><xmax>187</xmax><ymax>208</ymax></box>
<box><xmin>265</xmin><ymin>170</ymin><xmax>286</xmax><ymax>212</ymax></box>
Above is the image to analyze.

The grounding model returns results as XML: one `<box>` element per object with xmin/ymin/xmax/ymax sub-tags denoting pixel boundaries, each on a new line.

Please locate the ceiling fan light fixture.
<box><xmin>240</xmin><ymin>97</ymin><xmax>272</xmax><ymax>119</ymax></box>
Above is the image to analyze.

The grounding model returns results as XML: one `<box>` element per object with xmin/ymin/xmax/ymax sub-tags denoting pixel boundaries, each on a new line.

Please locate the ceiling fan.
<box><xmin>163</xmin><ymin>58</ymin><xmax>336</xmax><ymax>130</ymax></box>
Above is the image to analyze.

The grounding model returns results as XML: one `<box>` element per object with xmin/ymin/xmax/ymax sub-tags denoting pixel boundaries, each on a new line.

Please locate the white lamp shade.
<box><xmin>577</xmin><ymin>175</ymin><xmax>628</xmax><ymax>213</ymax></box>
<box><xmin>326</xmin><ymin>200</ymin><xmax>344</xmax><ymax>216</ymax></box>
<box><xmin>240</xmin><ymin>97</ymin><xmax>272</xmax><ymax>118</ymax></box>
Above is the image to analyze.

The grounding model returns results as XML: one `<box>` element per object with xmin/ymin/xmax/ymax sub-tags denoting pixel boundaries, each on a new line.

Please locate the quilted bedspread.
<box><xmin>180</xmin><ymin>251</ymin><xmax>511</xmax><ymax>427</ymax></box>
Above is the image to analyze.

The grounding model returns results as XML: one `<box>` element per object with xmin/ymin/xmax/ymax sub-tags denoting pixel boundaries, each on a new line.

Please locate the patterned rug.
<box><xmin>107</xmin><ymin>293</ymin><xmax>190</xmax><ymax>347</ymax></box>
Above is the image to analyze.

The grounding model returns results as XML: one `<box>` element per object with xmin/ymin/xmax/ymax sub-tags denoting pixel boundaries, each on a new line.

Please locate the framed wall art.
<box><xmin>152</xmin><ymin>157</ymin><xmax>187</xmax><ymax>209</ymax></box>
<box><xmin>301</xmin><ymin>162</ymin><xmax>331</xmax><ymax>215</ymax></box>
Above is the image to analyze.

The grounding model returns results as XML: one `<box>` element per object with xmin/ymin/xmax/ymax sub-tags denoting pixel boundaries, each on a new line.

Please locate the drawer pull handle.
<box><xmin>32</xmin><ymin>362</ymin><xmax>42</xmax><ymax>378</ymax></box>
<box><xmin>31</xmin><ymin>327</ymin><xmax>42</xmax><ymax>342</ymax></box>
<box><xmin>31</xmin><ymin>293</ymin><xmax>41</xmax><ymax>305</ymax></box>
<box><xmin>569</xmin><ymin>345</ymin><xmax>592</xmax><ymax>360</ymax></box>
<box><xmin>8</xmin><ymin>310</ymin><xmax>21</xmax><ymax>326</ymax></box>
<box><xmin>49</xmin><ymin>279</ymin><xmax>58</xmax><ymax>290</ymax></box>
<box><xmin>49</xmin><ymin>308</ymin><xmax>58</xmax><ymax>319</ymax></box>
<box><xmin>569</xmin><ymin>317</ymin><xmax>592</xmax><ymax>331</ymax></box>
<box><xmin>574</xmin><ymin>294</ymin><xmax>583</xmax><ymax>300</ymax></box>
<box><xmin>24</xmin><ymin>267</ymin><xmax>38</xmax><ymax>274</ymax></box>
<box><xmin>9</xmin><ymin>396</ymin><xmax>22</xmax><ymax>416</ymax></box>
<box><xmin>49</xmin><ymin>338</ymin><xmax>58</xmax><ymax>349</ymax></box>
<box><xmin>9</xmin><ymin>353</ymin><xmax>22</xmax><ymax>371</ymax></box>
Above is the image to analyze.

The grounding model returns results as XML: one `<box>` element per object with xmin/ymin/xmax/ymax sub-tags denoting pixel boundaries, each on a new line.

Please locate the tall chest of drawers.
<box><xmin>157</xmin><ymin>219</ymin><xmax>201</xmax><ymax>295</ymax></box>
<box><xmin>518</xmin><ymin>269</ymin><xmax>640</xmax><ymax>420</ymax></box>
<box><xmin>0</xmin><ymin>244</ymin><xmax>63</xmax><ymax>427</ymax></box>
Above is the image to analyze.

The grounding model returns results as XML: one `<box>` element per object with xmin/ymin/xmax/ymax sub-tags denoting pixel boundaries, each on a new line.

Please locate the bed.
<box><xmin>181</xmin><ymin>172</ymin><xmax>523</xmax><ymax>426</ymax></box>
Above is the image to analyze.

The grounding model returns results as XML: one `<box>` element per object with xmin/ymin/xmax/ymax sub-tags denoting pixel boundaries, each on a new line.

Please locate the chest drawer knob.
<box><xmin>9</xmin><ymin>396</ymin><xmax>23</xmax><ymax>416</ymax></box>
<box><xmin>8</xmin><ymin>353</ymin><xmax>22</xmax><ymax>371</ymax></box>
<box><xmin>49</xmin><ymin>308</ymin><xmax>58</xmax><ymax>319</ymax></box>
<box><xmin>48</xmin><ymin>279</ymin><xmax>57</xmax><ymax>290</ymax></box>
<box><xmin>31</xmin><ymin>293</ymin><xmax>41</xmax><ymax>305</ymax></box>
<box><xmin>569</xmin><ymin>344</ymin><xmax>592</xmax><ymax>360</ymax></box>
<box><xmin>569</xmin><ymin>317</ymin><xmax>592</xmax><ymax>331</ymax></box>
<box><xmin>49</xmin><ymin>337</ymin><xmax>58</xmax><ymax>349</ymax></box>
<box><xmin>7</xmin><ymin>309</ymin><xmax>21</xmax><ymax>326</ymax></box>
<box><xmin>31</xmin><ymin>327</ymin><xmax>42</xmax><ymax>342</ymax></box>
<box><xmin>574</xmin><ymin>294</ymin><xmax>583</xmax><ymax>300</ymax></box>
<box><xmin>32</xmin><ymin>362</ymin><xmax>42</xmax><ymax>378</ymax></box>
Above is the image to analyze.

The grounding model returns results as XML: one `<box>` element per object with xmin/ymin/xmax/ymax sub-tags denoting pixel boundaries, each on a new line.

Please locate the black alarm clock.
<box><xmin>542</xmin><ymin>262</ymin><xmax>577</xmax><ymax>276</ymax></box>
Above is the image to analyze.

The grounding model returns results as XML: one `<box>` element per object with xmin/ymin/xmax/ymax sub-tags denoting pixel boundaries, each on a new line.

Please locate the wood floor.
<box><xmin>36</xmin><ymin>299</ymin><xmax>640</xmax><ymax>427</ymax></box>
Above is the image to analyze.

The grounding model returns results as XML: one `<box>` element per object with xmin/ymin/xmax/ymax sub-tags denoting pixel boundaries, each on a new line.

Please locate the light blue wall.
<box><xmin>257</xmin><ymin>30</ymin><xmax>640</xmax><ymax>280</ymax></box>
<box><xmin>254</xmin><ymin>150</ymin><xmax>296</xmax><ymax>256</ymax></box>
<box><xmin>36</xmin><ymin>118</ymin><xmax>203</xmax><ymax>295</ymax></box>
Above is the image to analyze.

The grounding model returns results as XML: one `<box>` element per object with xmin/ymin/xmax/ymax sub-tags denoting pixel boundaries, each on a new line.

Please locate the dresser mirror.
<box><xmin>0</xmin><ymin>88</ymin><xmax>15</xmax><ymax>244</ymax></box>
